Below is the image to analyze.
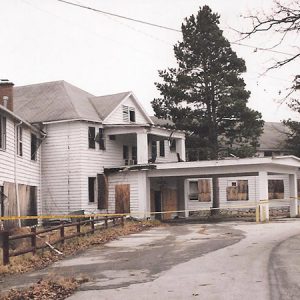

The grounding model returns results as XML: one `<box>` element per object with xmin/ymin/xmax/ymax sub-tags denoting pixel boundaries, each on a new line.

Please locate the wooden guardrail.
<box><xmin>0</xmin><ymin>216</ymin><xmax>124</xmax><ymax>265</ymax></box>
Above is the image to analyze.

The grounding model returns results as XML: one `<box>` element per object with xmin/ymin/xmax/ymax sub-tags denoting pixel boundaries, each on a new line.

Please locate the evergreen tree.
<box><xmin>152</xmin><ymin>5</ymin><xmax>264</xmax><ymax>160</ymax></box>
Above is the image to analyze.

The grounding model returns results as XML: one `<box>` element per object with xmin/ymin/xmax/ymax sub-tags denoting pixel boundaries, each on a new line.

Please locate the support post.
<box><xmin>136</xmin><ymin>131</ymin><xmax>148</xmax><ymax>164</ymax></box>
<box><xmin>211</xmin><ymin>176</ymin><xmax>220</xmax><ymax>216</ymax></box>
<box><xmin>258</xmin><ymin>171</ymin><xmax>269</xmax><ymax>222</ymax></box>
<box><xmin>176</xmin><ymin>138</ymin><xmax>186</xmax><ymax>162</ymax></box>
<box><xmin>289</xmin><ymin>173</ymin><xmax>298</xmax><ymax>218</ymax></box>
<box><xmin>60</xmin><ymin>222</ymin><xmax>65</xmax><ymax>245</ymax></box>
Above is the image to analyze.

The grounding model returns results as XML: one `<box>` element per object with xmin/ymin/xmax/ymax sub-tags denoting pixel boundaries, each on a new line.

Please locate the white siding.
<box><xmin>149</xmin><ymin>140</ymin><xmax>178</xmax><ymax>163</ymax></box>
<box><xmin>0</xmin><ymin>114</ymin><xmax>41</xmax><ymax>214</ymax></box>
<box><xmin>185</xmin><ymin>174</ymin><xmax>291</xmax><ymax>212</ymax></box>
<box><xmin>105</xmin><ymin>96</ymin><xmax>149</xmax><ymax>124</ymax></box>
<box><xmin>107</xmin><ymin>171</ymin><xmax>146</xmax><ymax>215</ymax></box>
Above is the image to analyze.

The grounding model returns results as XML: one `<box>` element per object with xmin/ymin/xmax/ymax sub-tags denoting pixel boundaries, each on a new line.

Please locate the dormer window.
<box><xmin>123</xmin><ymin>105</ymin><xmax>136</xmax><ymax>123</ymax></box>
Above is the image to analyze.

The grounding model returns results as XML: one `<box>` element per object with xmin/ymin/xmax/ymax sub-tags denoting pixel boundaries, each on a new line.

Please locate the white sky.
<box><xmin>1</xmin><ymin>0</ymin><xmax>299</xmax><ymax>122</ymax></box>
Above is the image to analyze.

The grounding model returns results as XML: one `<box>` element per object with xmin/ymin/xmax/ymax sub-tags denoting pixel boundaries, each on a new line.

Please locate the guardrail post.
<box><xmin>112</xmin><ymin>217</ymin><xmax>116</xmax><ymax>225</ymax></box>
<box><xmin>121</xmin><ymin>216</ymin><xmax>124</xmax><ymax>227</ymax></box>
<box><xmin>60</xmin><ymin>222</ymin><xmax>65</xmax><ymax>245</ymax></box>
<box><xmin>91</xmin><ymin>217</ymin><xmax>95</xmax><ymax>234</ymax></box>
<box><xmin>31</xmin><ymin>227</ymin><xmax>37</xmax><ymax>255</ymax></box>
<box><xmin>105</xmin><ymin>216</ymin><xmax>108</xmax><ymax>229</ymax></box>
<box><xmin>1</xmin><ymin>231</ymin><xmax>9</xmax><ymax>265</ymax></box>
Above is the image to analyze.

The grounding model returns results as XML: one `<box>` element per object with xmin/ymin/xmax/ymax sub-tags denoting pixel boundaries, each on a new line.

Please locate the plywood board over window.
<box><xmin>268</xmin><ymin>179</ymin><xmax>284</xmax><ymax>200</ymax></box>
<box><xmin>97</xmin><ymin>174</ymin><xmax>108</xmax><ymax>210</ymax></box>
<box><xmin>188</xmin><ymin>179</ymin><xmax>211</xmax><ymax>202</ymax></box>
<box><xmin>161</xmin><ymin>188</ymin><xmax>177</xmax><ymax>220</ymax></box>
<box><xmin>227</xmin><ymin>180</ymin><xmax>249</xmax><ymax>201</ymax></box>
<box><xmin>115</xmin><ymin>184</ymin><xmax>130</xmax><ymax>214</ymax></box>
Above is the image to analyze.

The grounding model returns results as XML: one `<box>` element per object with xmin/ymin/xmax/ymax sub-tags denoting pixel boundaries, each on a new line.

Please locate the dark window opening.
<box><xmin>132</xmin><ymin>146</ymin><xmax>137</xmax><ymax>164</ymax></box>
<box><xmin>31</xmin><ymin>134</ymin><xmax>37</xmax><ymax>160</ymax></box>
<box><xmin>159</xmin><ymin>140</ymin><xmax>165</xmax><ymax>157</ymax></box>
<box><xmin>268</xmin><ymin>179</ymin><xmax>284</xmax><ymax>200</ymax></box>
<box><xmin>151</xmin><ymin>141</ymin><xmax>157</xmax><ymax>161</ymax></box>
<box><xmin>123</xmin><ymin>145</ymin><xmax>129</xmax><ymax>164</ymax></box>
<box><xmin>0</xmin><ymin>115</ymin><xmax>6</xmax><ymax>150</ymax></box>
<box><xmin>88</xmin><ymin>177</ymin><xmax>96</xmax><ymax>202</ymax></box>
<box><xmin>88</xmin><ymin>127</ymin><xmax>96</xmax><ymax>149</ymax></box>
<box><xmin>129</xmin><ymin>109</ymin><xmax>136</xmax><ymax>122</ymax></box>
<box><xmin>98</xmin><ymin>128</ymin><xmax>105</xmax><ymax>150</ymax></box>
<box><xmin>170</xmin><ymin>139</ymin><xmax>176</xmax><ymax>152</ymax></box>
<box><xmin>264</xmin><ymin>151</ymin><xmax>272</xmax><ymax>157</ymax></box>
<box><xmin>109</xmin><ymin>135</ymin><xmax>116</xmax><ymax>140</ymax></box>
<box><xmin>17</xmin><ymin>126</ymin><xmax>23</xmax><ymax>156</ymax></box>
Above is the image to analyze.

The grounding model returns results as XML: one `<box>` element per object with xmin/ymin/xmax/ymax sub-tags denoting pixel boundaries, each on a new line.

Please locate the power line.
<box><xmin>56</xmin><ymin>0</ymin><xmax>181</xmax><ymax>33</ymax></box>
<box><xmin>56</xmin><ymin>0</ymin><xmax>295</xmax><ymax>58</ymax></box>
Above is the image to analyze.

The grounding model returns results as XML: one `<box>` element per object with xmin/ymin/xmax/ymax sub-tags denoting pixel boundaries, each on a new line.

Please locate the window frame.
<box><xmin>88</xmin><ymin>126</ymin><xmax>96</xmax><ymax>149</ymax></box>
<box><xmin>31</xmin><ymin>133</ymin><xmax>38</xmax><ymax>161</ymax></box>
<box><xmin>17</xmin><ymin>126</ymin><xmax>23</xmax><ymax>157</ymax></box>
<box><xmin>0</xmin><ymin>115</ymin><xmax>6</xmax><ymax>150</ymax></box>
<box><xmin>88</xmin><ymin>177</ymin><xmax>96</xmax><ymax>203</ymax></box>
<box><xmin>122</xmin><ymin>105</ymin><xmax>136</xmax><ymax>123</ymax></box>
<box><xmin>159</xmin><ymin>140</ymin><xmax>165</xmax><ymax>157</ymax></box>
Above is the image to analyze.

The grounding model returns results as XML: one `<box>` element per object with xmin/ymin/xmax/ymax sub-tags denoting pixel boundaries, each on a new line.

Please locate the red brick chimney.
<box><xmin>0</xmin><ymin>79</ymin><xmax>14</xmax><ymax>111</ymax></box>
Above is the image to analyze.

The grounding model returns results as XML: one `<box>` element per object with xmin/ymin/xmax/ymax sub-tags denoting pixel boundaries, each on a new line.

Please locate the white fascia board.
<box><xmin>42</xmin><ymin>118</ymin><xmax>103</xmax><ymax>125</ymax></box>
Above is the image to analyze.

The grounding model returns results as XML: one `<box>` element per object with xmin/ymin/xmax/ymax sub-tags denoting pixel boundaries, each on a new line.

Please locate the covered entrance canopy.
<box><xmin>147</xmin><ymin>156</ymin><xmax>300</xmax><ymax>220</ymax></box>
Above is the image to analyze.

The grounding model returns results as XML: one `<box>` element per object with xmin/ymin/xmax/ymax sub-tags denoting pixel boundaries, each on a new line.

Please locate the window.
<box><xmin>122</xmin><ymin>105</ymin><xmax>136</xmax><ymax>123</ymax></box>
<box><xmin>97</xmin><ymin>174</ymin><xmax>108</xmax><ymax>209</ymax></box>
<box><xmin>17</xmin><ymin>126</ymin><xmax>23</xmax><ymax>156</ymax></box>
<box><xmin>132</xmin><ymin>146</ymin><xmax>137</xmax><ymax>164</ymax></box>
<box><xmin>188</xmin><ymin>179</ymin><xmax>211</xmax><ymax>202</ymax></box>
<box><xmin>170</xmin><ymin>139</ymin><xmax>176</xmax><ymax>152</ymax></box>
<box><xmin>88</xmin><ymin>127</ymin><xmax>95</xmax><ymax>149</ymax></box>
<box><xmin>31</xmin><ymin>134</ymin><xmax>37</xmax><ymax>160</ymax></box>
<box><xmin>227</xmin><ymin>180</ymin><xmax>248</xmax><ymax>201</ymax></box>
<box><xmin>159</xmin><ymin>140</ymin><xmax>165</xmax><ymax>157</ymax></box>
<box><xmin>264</xmin><ymin>151</ymin><xmax>272</xmax><ymax>157</ymax></box>
<box><xmin>268</xmin><ymin>179</ymin><xmax>284</xmax><ymax>200</ymax></box>
<box><xmin>0</xmin><ymin>115</ymin><xmax>6</xmax><ymax>150</ymax></box>
<box><xmin>98</xmin><ymin>128</ymin><xmax>105</xmax><ymax>150</ymax></box>
<box><xmin>109</xmin><ymin>135</ymin><xmax>116</xmax><ymax>140</ymax></box>
<box><xmin>151</xmin><ymin>141</ymin><xmax>157</xmax><ymax>160</ymax></box>
<box><xmin>123</xmin><ymin>145</ymin><xmax>129</xmax><ymax>164</ymax></box>
<box><xmin>88</xmin><ymin>177</ymin><xmax>96</xmax><ymax>202</ymax></box>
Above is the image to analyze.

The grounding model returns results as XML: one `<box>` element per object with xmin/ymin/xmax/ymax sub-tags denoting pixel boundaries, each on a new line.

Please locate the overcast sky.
<box><xmin>1</xmin><ymin>0</ymin><xmax>299</xmax><ymax>122</ymax></box>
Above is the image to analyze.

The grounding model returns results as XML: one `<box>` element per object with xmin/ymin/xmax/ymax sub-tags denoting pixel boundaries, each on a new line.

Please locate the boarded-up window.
<box><xmin>115</xmin><ymin>184</ymin><xmax>130</xmax><ymax>214</ymax></box>
<box><xmin>188</xmin><ymin>179</ymin><xmax>211</xmax><ymax>202</ymax></box>
<box><xmin>88</xmin><ymin>127</ymin><xmax>96</xmax><ymax>149</ymax></box>
<box><xmin>88</xmin><ymin>177</ymin><xmax>96</xmax><ymax>202</ymax></box>
<box><xmin>227</xmin><ymin>180</ymin><xmax>249</xmax><ymax>201</ymax></box>
<box><xmin>97</xmin><ymin>174</ymin><xmax>108</xmax><ymax>209</ymax></box>
<box><xmin>268</xmin><ymin>179</ymin><xmax>284</xmax><ymax>200</ymax></box>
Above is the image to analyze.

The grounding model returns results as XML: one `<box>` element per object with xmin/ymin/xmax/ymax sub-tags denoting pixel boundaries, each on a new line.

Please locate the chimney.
<box><xmin>0</xmin><ymin>79</ymin><xmax>14</xmax><ymax>111</ymax></box>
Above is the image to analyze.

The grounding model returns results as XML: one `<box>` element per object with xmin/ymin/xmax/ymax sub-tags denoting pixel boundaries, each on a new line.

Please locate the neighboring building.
<box><xmin>256</xmin><ymin>122</ymin><xmax>291</xmax><ymax>157</ymax></box>
<box><xmin>0</xmin><ymin>80</ymin><xmax>42</xmax><ymax>228</ymax></box>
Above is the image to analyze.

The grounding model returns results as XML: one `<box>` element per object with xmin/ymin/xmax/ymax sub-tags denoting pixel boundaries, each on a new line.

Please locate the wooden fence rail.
<box><xmin>0</xmin><ymin>216</ymin><xmax>124</xmax><ymax>265</ymax></box>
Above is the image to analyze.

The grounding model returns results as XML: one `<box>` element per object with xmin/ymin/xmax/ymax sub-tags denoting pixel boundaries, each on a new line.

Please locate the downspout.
<box><xmin>39</xmin><ymin>129</ymin><xmax>47</xmax><ymax>218</ymax></box>
<box><xmin>14</xmin><ymin>121</ymin><xmax>22</xmax><ymax>227</ymax></box>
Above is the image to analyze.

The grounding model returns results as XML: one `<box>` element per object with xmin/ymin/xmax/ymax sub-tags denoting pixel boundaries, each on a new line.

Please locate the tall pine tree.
<box><xmin>152</xmin><ymin>5</ymin><xmax>264</xmax><ymax>160</ymax></box>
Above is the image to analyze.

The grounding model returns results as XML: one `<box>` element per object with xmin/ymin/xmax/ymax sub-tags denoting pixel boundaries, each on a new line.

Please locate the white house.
<box><xmin>13</xmin><ymin>80</ymin><xmax>185</xmax><ymax>217</ymax></box>
<box><xmin>0</xmin><ymin>79</ymin><xmax>297</xmax><ymax>224</ymax></box>
<box><xmin>0</xmin><ymin>80</ymin><xmax>42</xmax><ymax>228</ymax></box>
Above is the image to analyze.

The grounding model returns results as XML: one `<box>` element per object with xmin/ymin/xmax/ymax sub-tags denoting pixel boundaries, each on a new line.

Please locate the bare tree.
<box><xmin>241</xmin><ymin>0</ymin><xmax>300</xmax><ymax>70</ymax></box>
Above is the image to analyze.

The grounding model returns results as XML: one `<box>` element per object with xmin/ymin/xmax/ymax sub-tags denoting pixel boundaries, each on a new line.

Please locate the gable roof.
<box><xmin>258</xmin><ymin>122</ymin><xmax>289</xmax><ymax>151</ymax></box>
<box><xmin>89</xmin><ymin>91</ymin><xmax>131</xmax><ymax>120</ymax></box>
<box><xmin>14</xmin><ymin>80</ymin><xmax>101</xmax><ymax>123</ymax></box>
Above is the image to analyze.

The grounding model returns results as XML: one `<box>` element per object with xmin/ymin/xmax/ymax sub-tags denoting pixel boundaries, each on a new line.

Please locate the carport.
<box><xmin>147</xmin><ymin>156</ymin><xmax>300</xmax><ymax>221</ymax></box>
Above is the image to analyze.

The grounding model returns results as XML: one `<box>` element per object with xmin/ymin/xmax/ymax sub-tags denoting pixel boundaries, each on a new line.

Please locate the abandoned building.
<box><xmin>0</xmin><ymin>79</ymin><xmax>299</xmax><ymax>226</ymax></box>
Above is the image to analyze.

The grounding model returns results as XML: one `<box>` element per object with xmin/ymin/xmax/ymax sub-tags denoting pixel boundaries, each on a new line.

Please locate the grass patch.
<box><xmin>0</xmin><ymin>220</ymin><xmax>161</xmax><ymax>277</ymax></box>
